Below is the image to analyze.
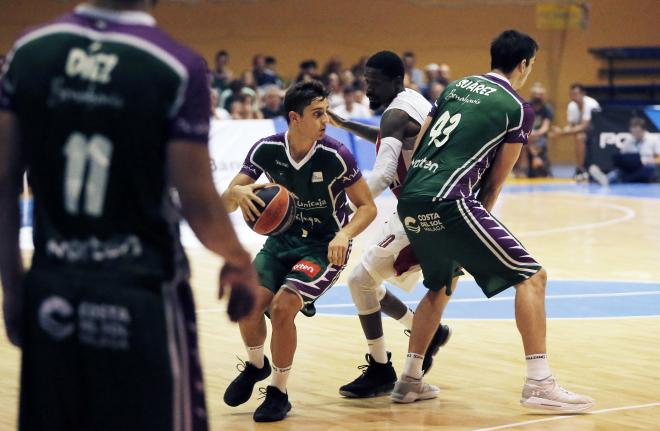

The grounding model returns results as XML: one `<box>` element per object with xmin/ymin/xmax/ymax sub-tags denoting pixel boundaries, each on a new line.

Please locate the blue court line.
<box><xmin>503</xmin><ymin>182</ymin><xmax>660</xmax><ymax>199</ymax></box>
<box><xmin>314</xmin><ymin>280</ymin><xmax>660</xmax><ymax>319</ymax></box>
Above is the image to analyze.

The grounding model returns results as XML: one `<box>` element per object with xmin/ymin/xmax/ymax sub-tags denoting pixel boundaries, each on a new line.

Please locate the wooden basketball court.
<box><xmin>1</xmin><ymin>180</ymin><xmax>659</xmax><ymax>430</ymax></box>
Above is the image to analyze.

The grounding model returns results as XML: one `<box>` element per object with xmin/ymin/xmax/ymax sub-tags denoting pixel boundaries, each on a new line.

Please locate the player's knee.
<box><xmin>347</xmin><ymin>264</ymin><xmax>381</xmax><ymax>315</ymax></box>
<box><xmin>269</xmin><ymin>289</ymin><xmax>300</xmax><ymax>325</ymax></box>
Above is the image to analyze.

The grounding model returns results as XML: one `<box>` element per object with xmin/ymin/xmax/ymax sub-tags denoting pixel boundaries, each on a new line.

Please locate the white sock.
<box><xmin>398</xmin><ymin>309</ymin><xmax>414</xmax><ymax>331</ymax></box>
<box><xmin>403</xmin><ymin>352</ymin><xmax>424</xmax><ymax>380</ymax></box>
<box><xmin>271</xmin><ymin>364</ymin><xmax>291</xmax><ymax>393</ymax></box>
<box><xmin>525</xmin><ymin>353</ymin><xmax>551</xmax><ymax>381</ymax></box>
<box><xmin>246</xmin><ymin>345</ymin><xmax>264</xmax><ymax>369</ymax></box>
<box><xmin>367</xmin><ymin>336</ymin><xmax>388</xmax><ymax>364</ymax></box>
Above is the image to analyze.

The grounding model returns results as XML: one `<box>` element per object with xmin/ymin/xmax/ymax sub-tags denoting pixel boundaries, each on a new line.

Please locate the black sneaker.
<box><xmin>253</xmin><ymin>386</ymin><xmax>292</xmax><ymax>422</ymax></box>
<box><xmin>339</xmin><ymin>352</ymin><xmax>397</xmax><ymax>398</ymax></box>
<box><xmin>223</xmin><ymin>356</ymin><xmax>271</xmax><ymax>407</ymax></box>
<box><xmin>404</xmin><ymin>324</ymin><xmax>452</xmax><ymax>373</ymax></box>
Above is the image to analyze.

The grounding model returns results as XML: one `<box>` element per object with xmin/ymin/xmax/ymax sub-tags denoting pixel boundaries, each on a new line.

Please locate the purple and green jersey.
<box><xmin>401</xmin><ymin>73</ymin><xmax>535</xmax><ymax>202</ymax></box>
<box><xmin>0</xmin><ymin>4</ymin><xmax>210</xmax><ymax>279</ymax></box>
<box><xmin>240</xmin><ymin>132</ymin><xmax>361</xmax><ymax>240</ymax></box>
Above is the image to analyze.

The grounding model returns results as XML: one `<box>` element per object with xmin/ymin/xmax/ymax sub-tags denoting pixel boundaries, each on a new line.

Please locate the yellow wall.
<box><xmin>1</xmin><ymin>0</ymin><xmax>659</xmax><ymax>162</ymax></box>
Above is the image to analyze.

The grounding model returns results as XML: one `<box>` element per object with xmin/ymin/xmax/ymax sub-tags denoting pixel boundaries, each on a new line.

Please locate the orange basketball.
<box><xmin>247</xmin><ymin>185</ymin><xmax>296</xmax><ymax>235</ymax></box>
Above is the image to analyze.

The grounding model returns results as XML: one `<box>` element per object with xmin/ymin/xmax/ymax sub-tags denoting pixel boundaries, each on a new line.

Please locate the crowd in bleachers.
<box><xmin>207</xmin><ymin>50</ymin><xmax>452</xmax><ymax>121</ymax></box>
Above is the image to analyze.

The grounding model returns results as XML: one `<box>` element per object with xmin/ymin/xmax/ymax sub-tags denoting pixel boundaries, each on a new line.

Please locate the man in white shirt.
<box><xmin>589</xmin><ymin>117</ymin><xmax>660</xmax><ymax>185</ymax></box>
<box><xmin>552</xmin><ymin>83</ymin><xmax>601</xmax><ymax>181</ymax></box>
<box><xmin>333</xmin><ymin>86</ymin><xmax>372</xmax><ymax>119</ymax></box>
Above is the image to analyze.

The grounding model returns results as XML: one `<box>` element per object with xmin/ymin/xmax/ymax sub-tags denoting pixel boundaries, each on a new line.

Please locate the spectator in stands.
<box><xmin>402</xmin><ymin>51</ymin><xmax>424</xmax><ymax>91</ymax></box>
<box><xmin>424</xmin><ymin>79</ymin><xmax>446</xmax><ymax>103</ymax></box>
<box><xmin>230</xmin><ymin>92</ymin><xmax>263</xmax><ymax>120</ymax></box>
<box><xmin>527</xmin><ymin>82</ymin><xmax>554</xmax><ymax>177</ymax></box>
<box><xmin>325</xmin><ymin>72</ymin><xmax>344</xmax><ymax>109</ymax></box>
<box><xmin>551</xmin><ymin>83</ymin><xmax>601</xmax><ymax>182</ymax></box>
<box><xmin>323</xmin><ymin>56</ymin><xmax>343</xmax><ymax>80</ymax></box>
<box><xmin>211</xmin><ymin>50</ymin><xmax>233</xmax><ymax>91</ymax></box>
<box><xmin>260</xmin><ymin>85</ymin><xmax>285</xmax><ymax>119</ymax></box>
<box><xmin>333</xmin><ymin>85</ymin><xmax>372</xmax><ymax>119</ymax></box>
<box><xmin>296</xmin><ymin>59</ymin><xmax>320</xmax><ymax>83</ymax></box>
<box><xmin>352</xmin><ymin>80</ymin><xmax>370</xmax><ymax>109</ymax></box>
<box><xmin>438</xmin><ymin>63</ymin><xmax>452</xmax><ymax>82</ymax></box>
<box><xmin>589</xmin><ymin>117</ymin><xmax>660</xmax><ymax>185</ymax></box>
<box><xmin>252</xmin><ymin>54</ymin><xmax>280</xmax><ymax>88</ymax></box>
<box><xmin>210</xmin><ymin>88</ymin><xmax>231</xmax><ymax>120</ymax></box>
<box><xmin>264</xmin><ymin>56</ymin><xmax>283</xmax><ymax>88</ymax></box>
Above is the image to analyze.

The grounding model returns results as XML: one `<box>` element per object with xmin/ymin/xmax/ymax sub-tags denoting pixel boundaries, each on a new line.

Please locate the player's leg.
<box><xmin>452</xmin><ymin>197</ymin><xmax>594</xmax><ymax>412</ymax></box>
<box><xmin>515</xmin><ymin>270</ymin><xmax>595</xmax><ymax>412</ymax></box>
<box><xmin>252</xmin><ymin>286</ymin><xmax>299</xmax><ymax>422</ymax></box>
<box><xmin>224</xmin><ymin>241</ymin><xmax>283</xmax><ymax>408</ymax></box>
<box><xmin>340</xmin><ymin>263</ymin><xmax>397</xmax><ymax>398</ymax></box>
<box><xmin>376</xmin><ymin>213</ymin><xmax>454</xmax><ymax>373</ymax></box>
<box><xmin>390</xmin><ymin>202</ymin><xmax>457</xmax><ymax>404</ymax></box>
<box><xmin>254</xmin><ymin>242</ymin><xmax>346</xmax><ymax>421</ymax></box>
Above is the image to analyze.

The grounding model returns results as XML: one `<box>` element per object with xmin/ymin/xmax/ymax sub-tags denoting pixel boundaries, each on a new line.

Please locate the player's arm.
<box><xmin>328</xmin><ymin>110</ymin><xmax>380</xmax><ymax>144</ymax></box>
<box><xmin>169</xmin><ymin>141</ymin><xmax>259</xmax><ymax>320</ymax></box>
<box><xmin>553</xmin><ymin>118</ymin><xmax>589</xmax><ymax>137</ymax></box>
<box><xmin>366</xmin><ymin>109</ymin><xmax>409</xmax><ymax>198</ymax></box>
<box><xmin>222</xmin><ymin>173</ymin><xmax>269</xmax><ymax>221</ymax></box>
<box><xmin>410</xmin><ymin>115</ymin><xmax>433</xmax><ymax>151</ymax></box>
<box><xmin>0</xmin><ymin>111</ymin><xmax>25</xmax><ymax>347</ymax></box>
<box><xmin>327</xmin><ymin>178</ymin><xmax>377</xmax><ymax>266</ymax></box>
<box><xmin>477</xmin><ymin>143</ymin><xmax>522</xmax><ymax>211</ymax></box>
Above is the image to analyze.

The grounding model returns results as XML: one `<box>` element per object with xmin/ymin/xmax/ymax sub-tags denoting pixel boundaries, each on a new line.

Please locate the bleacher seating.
<box><xmin>586</xmin><ymin>46</ymin><xmax>660</xmax><ymax>105</ymax></box>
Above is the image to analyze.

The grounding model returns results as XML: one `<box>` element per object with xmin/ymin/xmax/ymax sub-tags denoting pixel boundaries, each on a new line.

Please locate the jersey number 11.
<box><xmin>63</xmin><ymin>132</ymin><xmax>113</xmax><ymax>217</ymax></box>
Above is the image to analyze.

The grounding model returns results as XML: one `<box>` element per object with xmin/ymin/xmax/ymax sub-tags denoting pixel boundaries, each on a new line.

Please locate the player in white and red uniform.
<box><xmin>329</xmin><ymin>51</ymin><xmax>454</xmax><ymax>398</ymax></box>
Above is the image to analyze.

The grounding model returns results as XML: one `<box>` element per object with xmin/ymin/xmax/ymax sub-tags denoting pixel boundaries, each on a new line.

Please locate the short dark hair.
<box><xmin>402</xmin><ymin>51</ymin><xmax>415</xmax><ymax>58</ymax></box>
<box><xmin>283</xmin><ymin>80</ymin><xmax>329</xmax><ymax>124</ymax></box>
<box><xmin>629</xmin><ymin>117</ymin><xmax>646</xmax><ymax>129</ymax></box>
<box><xmin>570</xmin><ymin>82</ymin><xmax>586</xmax><ymax>93</ymax></box>
<box><xmin>365</xmin><ymin>51</ymin><xmax>405</xmax><ymax>80</ymax></box>
<box><xmin>215</xmin><ymin>50</ymin><xmax>228</xmax><ymax>59</ymax></box>
<box><xmin>490</xmin><ymin>30</ymin><xmax>538</xmax><ymax>74</ymax></box>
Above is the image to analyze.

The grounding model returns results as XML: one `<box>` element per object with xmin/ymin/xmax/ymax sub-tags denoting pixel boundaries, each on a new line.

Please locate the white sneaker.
<box><xmin>588</xmin><ymin>164</ymin><xmax>609</xmax><ymax>186</ymax></box>
<box><xmin>520</xmin><ymin>377</ymin><xmax>595</xmax><ymax>413</ymax></box>
<box><xmin>390</xmin><ymin>375</ymin><xmax>439</xmax><ymax>403</ymax></box>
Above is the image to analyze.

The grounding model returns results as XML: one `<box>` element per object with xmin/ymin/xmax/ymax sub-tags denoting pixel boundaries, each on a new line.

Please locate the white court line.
<box><xmin>474</xmin><ymin>402</ymin><xmax>660</xmax><ymax>431</ymax></box>
<box><xmin>511</xmin><ymin>199</ymin><xmax>636</xmax><ymax>237</ymax></box>
<box><xmin>313</xmin><ymin>290</ymin><xmax>660</xmax><ymax>309</ymax></box>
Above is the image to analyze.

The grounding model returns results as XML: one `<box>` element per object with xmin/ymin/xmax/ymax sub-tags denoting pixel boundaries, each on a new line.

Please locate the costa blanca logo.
<box><xmin>404</xmin><ymin>217</ymin><xmax>421</xmax><ymax>234</ymax></box>
<box><xmin>38</xmin><ymin>296</ymin><xmax>75</xmax><ymax>340</ymax></box>
<box><xmin>292</xmin><ymin>260</ymin><xmax>321</xmax><ymax>277</ymax></box>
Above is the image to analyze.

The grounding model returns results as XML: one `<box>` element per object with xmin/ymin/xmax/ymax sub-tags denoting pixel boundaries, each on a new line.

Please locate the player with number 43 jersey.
<box><xmin>393</xmin><ymin>30</ymin><xmax>594</xmax><ymax>413</ymax></box>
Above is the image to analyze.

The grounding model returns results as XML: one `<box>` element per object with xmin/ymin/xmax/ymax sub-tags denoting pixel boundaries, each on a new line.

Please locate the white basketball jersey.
<box><xmin>376</xmin><ymin>89</ymin><xmax>432</xmax><ymax>198</ymax></box>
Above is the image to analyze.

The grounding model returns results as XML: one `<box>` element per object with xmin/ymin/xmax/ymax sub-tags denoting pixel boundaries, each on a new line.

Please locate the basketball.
<box><xmin>246</xmin><ymin>185</ymin><xmax>296</xmax><ymax>236</ymax></box>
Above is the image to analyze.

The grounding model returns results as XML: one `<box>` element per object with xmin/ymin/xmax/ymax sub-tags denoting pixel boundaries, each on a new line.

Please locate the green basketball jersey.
<box><xmin>400</xmin><ymin>73</ymin><xmax>535</xmax><ymax>202</ymax></box>
<box><xmin>240</xmin><ymin>132</ymin><xmax>362</xmax><ymax>240</ymax></box>
<box><xmin>0</xmin><ymin>6</ymin><xmax>211</xmax><ymax>278</ymax></box>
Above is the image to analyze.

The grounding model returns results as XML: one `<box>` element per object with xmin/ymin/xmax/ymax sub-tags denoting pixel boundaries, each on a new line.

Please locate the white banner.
<box><xmin>208</xmin><ymin>119</ymin><xmax>277</xmax><ymax>193</ymax></box>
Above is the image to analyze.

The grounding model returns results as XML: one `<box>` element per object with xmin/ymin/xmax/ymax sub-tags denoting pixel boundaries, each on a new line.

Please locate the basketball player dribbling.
<box><xmin>329</xmin><ymin>51</ymin><xmax>455</xmax><ymax>398</ymax></box>
<box><xmin>222</xmin><ymin>80</ymin><xmax>376</xmax><ymax>422</ymax></box>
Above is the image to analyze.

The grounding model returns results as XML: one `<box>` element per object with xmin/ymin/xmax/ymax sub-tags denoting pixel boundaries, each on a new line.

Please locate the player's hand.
<box><xmin>328</xmin><ymin>110</ymin><xmax>345</xmax><ymax>128</ymax></box>
<box><xmin>2</xmin><ymin>289</ymin><xmax>23</xmax><ymax>347</ymax></box>
<box><xmin>219</xmin><ymin>258</ymin><xmax>259</xmax><ymax>322</ymax></box>
<box><xmin>234</xmin><ymin>183</ymin><xmax>269</xmax><ymax>222</ymax></box>
<box><xmin>327</xmin><ymin>230</ymin><xmax>350</xmax><ymax>266</ymax></box>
